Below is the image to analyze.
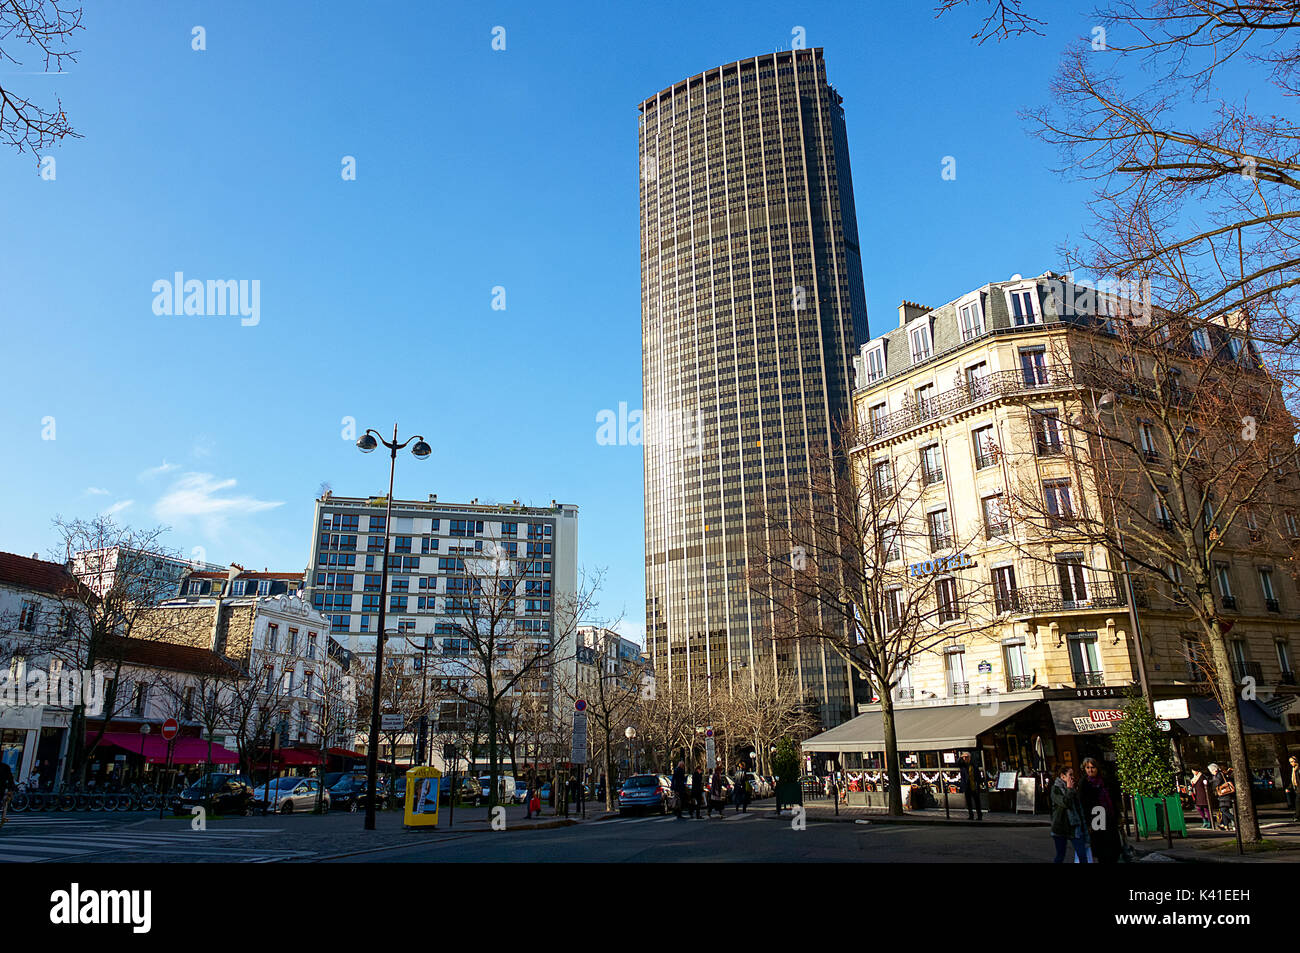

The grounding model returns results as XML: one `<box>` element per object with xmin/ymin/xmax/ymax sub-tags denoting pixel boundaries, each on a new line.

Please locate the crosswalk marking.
<box><xmin>0</xmin><ymin>823</ymin><xmax>304</xmax><ymax>864</ymax></box>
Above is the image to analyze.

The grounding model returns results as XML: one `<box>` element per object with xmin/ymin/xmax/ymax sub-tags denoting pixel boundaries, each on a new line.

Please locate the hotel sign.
<box><xmin>909</xmin><ymin>553</ymin><xmax>976</xmax><ymax>577</ymax></box>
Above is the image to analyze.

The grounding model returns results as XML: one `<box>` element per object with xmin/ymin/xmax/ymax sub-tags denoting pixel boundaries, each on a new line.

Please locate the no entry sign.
<box><xmin>161</xmin><ymin>718</ymin><xmax>179</xmax><ymax>740</ymax></box>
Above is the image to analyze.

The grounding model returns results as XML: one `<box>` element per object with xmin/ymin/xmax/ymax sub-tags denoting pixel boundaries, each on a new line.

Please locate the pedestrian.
<box><xmin>1050</xmin><ymin>765</ymin><xmax>1090</xmax><ymax>863</ymax></box>
<box><xmin>0</xmin><ymin>760</ymin><xmax>15</xmax><ymax>827</ymax></box>
<box><xmin>958</xmin><ymin>752</ymin><xmax>983</xmax><ymax>820</ymax></box>
<box><xmin>690</xmin><ymin>765</ymin><xmax>704</xmax><ymax>819</ymax></box>
<box><xmin>1290</xmin><ymin>756</ymin><xmax>1300</xmax><ymax>822</ymax></box>
<box><xmin>708</xmin><ymin>765</ymin><xmax>726</xmax><ymax>817</ymax></box>
<box><xmin>1078</xmin><ymin>757</ymin><xmax>1123</xmax><ymax>862</ymax></box>
<box><xmin>1189</xmin><ymin>767</ymin><xmax>1213</xmax><ymax>829</ymax></box>
<box><xmin>671</xmin><ymin>760</ymin><xmax>688</xmax><ymax>819</ymax></box>
<box><xmin>1209</xmin><ymin>763</ymin><xmax>1235</xmax><ymax>831</ymax></box>
<box><xmin>733</xmin><ymin>762</ymin><xmax>750</xmax><ymax>813</ymax></box>
<box><xmin>524</xmin><ymin>778</ymin><xmax>536</xmax><ymax>819</ymax></box>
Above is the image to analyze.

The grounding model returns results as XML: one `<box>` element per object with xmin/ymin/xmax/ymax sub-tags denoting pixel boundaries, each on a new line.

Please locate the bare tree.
<box><xmin>0</xmin><ymin>0</ymin><xmax>82</xmax><ymax>156</ymax></box>
<box><xmin>748</xmin><ymin>420</ymin><xmax>998</xmax><ymax>816</ymax></box>
<box><xmin>934</xmin><ymin>0</ymin><xmax>1046</xmax><ymax>42</ymax></box>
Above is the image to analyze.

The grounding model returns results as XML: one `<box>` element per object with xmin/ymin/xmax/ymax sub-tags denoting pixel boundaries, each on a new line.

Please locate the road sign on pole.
<box><xmin>161</xmin><ymin>718</ymin><xmax>179</xmax><ymax>741</ymax></box>
<box><xmin>705</xmin><ymin>734</ymin><xmax>716</xmax><ymax>772</ymax></box>
<box><xmin>571</xmin><ymin>711</ymin><xmax>588</xmax><ymax>765</ymax></box>
<box><xmin>381</xmin><ymin>713</ymin><xmax>404</xmax><ymax>731</ymax></box>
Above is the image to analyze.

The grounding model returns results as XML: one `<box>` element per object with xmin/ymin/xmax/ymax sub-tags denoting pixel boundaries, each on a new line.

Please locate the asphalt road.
<box><xmin>322</xmin><ymin>811</ymin><xmax>1054</xmax><ymax>863</ymax></box>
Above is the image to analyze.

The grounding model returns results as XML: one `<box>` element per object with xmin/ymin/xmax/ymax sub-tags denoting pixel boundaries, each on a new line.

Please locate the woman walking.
<box><xmin>1078</xmin><ymin>757</ymin><xmax>1122</xmax><ymax>862</ymax></box>
<box><xmin>1189</xmin><ymin>767</ymin><xmax>1213</xmax><ymax>829</ymax></box>
<box><xmin>1050</xmin><ymin>765</ymin><xmax>1090</xmax><ymax>863</ymax></box>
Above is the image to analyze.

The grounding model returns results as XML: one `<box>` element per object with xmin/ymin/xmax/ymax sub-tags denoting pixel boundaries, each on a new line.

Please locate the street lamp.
<box><xmin>357</xmin><ymin>423</ymin><xmax>430</xmax><ymax>831</ymax></box>
<box><xmin>625</xmin><ymin>726</ymin><xmax>637</xmax><ymax>774</ymax></box>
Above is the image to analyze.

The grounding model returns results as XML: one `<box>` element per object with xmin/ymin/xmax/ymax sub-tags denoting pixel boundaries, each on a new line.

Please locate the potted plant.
<box><xmin>1114</xmin><ymin>693</ymin><xmax>1185</xmax><ymax>837</ymax></box>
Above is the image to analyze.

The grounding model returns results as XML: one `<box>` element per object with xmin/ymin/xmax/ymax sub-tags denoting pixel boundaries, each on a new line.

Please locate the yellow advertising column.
<box><xmin>404</xmin><ymin>766</ymin><xmax>441</xmax><ymax>828</ymax></box>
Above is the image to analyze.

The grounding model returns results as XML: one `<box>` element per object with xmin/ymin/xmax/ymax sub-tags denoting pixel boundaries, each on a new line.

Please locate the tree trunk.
<box><xmin>1205</xmin><ymin>610</ymin><xmax>1260</xmax><ymax>843</ymax></box>
<box><xmin>879</xmin><ymin>690</ymin><xmax>905</xmax><ymax>816</ymax></box>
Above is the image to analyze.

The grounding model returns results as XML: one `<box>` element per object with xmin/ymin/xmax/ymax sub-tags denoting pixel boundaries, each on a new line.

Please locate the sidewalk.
<box><xmin>1130</xmin><ymin>806</ymin><xmax>1300</xmax><ymax>864</ymax></box>
<box><xmin>797</xmin><ymin>798</ymin><xmax>1049</xmax><ymax>827</ymax></box>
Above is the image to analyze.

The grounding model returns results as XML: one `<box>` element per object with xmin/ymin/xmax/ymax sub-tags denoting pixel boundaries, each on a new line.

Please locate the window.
<box><xmin>1056</xmin><ymin>555</ymin><xmax>1088</xmax><ymax>604</ymax></box>
<box><xmin>936</xmin><ymin>577</ymin><xmax>960</xmax><ymax>622</ymax></box>
<box><xmin>958</xmin><ymin>299</ymin><xmax>983</xmax><ymax>342</ymax></box>
<box><xmin>1182</xmin><ymin>635</ymin><xmax>1204</xmax><ymax>681</ymax></box>
<box><xmin>182</xmin><ymin>686</ymin><xmax>195</xmax><ymax>719</ymax></box>
<box><xmin>895</xmin><ymin>661</ymin><xmax>913</xmax><ymax>700</ymax></box>
<box><xmin>1068</xmin><ymin>632</ymin><xmax>1102</xmax><ymax>684</ymax></box>
<box><xmin>872</xmin><ymin>459</ymin><xmax>893</xmax><ymax>497</ymax></box>
<box><xmin>266</xmin><ymin>624</ymin><xmax>278</xmax><ymax>652</ymax></box>
<box><xmin>864</xmin><ymin>345</ymin><xmax>886</xmax><ymax>384</ymax></box>
<box><xmin>883</xmin><ymin>588</ymin><xmax>904</xmax><ymax>632</ymax></box>
<box><xmin>868</xmin><ymin>403</ymin><xmax>887</xmax><ymax>437</ymax></box>
<box><xmin>18</xmin><ymin>601</ymin><xmax>38</xmax><ymax>632</ymax></box>
<box><xmin>132</xmin><ymin>683</ymin><xmax>148</xmax><ymax>716</ymax></box>
<box><xmin>921</xmin><ymin>444</ymin><xmax>944</xmax><ymax>485</ymax></box>
<box><xmin>928</xmin><ymin>509</ymin><xmax>952</xmax><ymax>552</ymax></box>
<box><xmin>1191</xmin><ymin>327</ymin><xmax>1210</xmax><ymax>355</ymax></box>
<box><xmin>1032</xmin><ymin>410</ymin><xmax>1063</xmax><ymax>456</ymax></box>
<box><xmin>1004</xmin><ymin>640</ymin><xmax>1030</xmax><ymax>689</ymax></box>
<box><xmin>879</xmin><ymin>522</ymin><xmax>901</xmax><ymax>563</ymax></box>
<box><xmin>915</xmin><ymin>382</ymin><xmax>936</xmax><ymax>420</ymax></box>
<box><xmin>993</xmin><ymin>565</ymin><xmax>1018</xmax><ymax>613</ymax></box>
<box><xmin>1019</xmin><ymin>347</ymin><xmax>1048</xmax><ymax>386</ymax></box>
<box><xmin>973</xmin><ymin>425</ymin><xmax>998</xmax><ymax>469</ymax></box>
<box><xmin>1154</xmin><ymin>490</ymin><xmax>1173</xmax><ymax>530</ymax></box>
<box><xmin>965</xmin><ymin>361</ymin><xmax>990</xmax><ymax>398</ymax></box>
<box><xmin>909</xmin><ymin>322</ymin><xmax>932</xmax><ymax>363</ymax></box>
<box><xmin>1138</xmin><ymin>421</ymin><xmax>1158</xmax><ymax>460</ymax></box>
<box><xmin>1043</xmin><ymin>480</ymin><xmax>1074</xmax><ymax>525</ymax></box>
<box><xmin>1260</xmin><ymin>568</ymin><xmax>1279</xmax><ymax>611</ymax></box>
<box><xmin>982</xmin><ymin>494</ymin><xmax>1008</xmax><ymax>537</ymax></box>
<box><xmin>945</xmin><ymin>649</ymin><xmax>968</xmax><ymax>695</ymax></box>
<box><xmin>1288</xmin><ymin>512</ymin><xmax>1300</xmax><ymax>538</ymax></box>
<box><xmin>1277</xmin><ymin>642</ymin><xmax>1294</xmax><ymax>679</ymax></box>
<box><xmin>1215</xmin><ymin>562</ymin><xmax>1235</xmax><ymax>607</ymax></box>
<box><xmin>1009</xmin><ymin>288</ymin><xmax>1039</xmax><ymax>326</ymax></box>
<box><xmin>500</xmin><ymin>522</ymin><xmax>518</xmax><ymax>537</ymax></box>
<box><xmin>421</xmin><ymin>537</ymin><xmax>439</xmax><ymax>553</ymax></box>
<box><xmin>257</xmin><ymin>579</ymin><xmax>271</xmax><ymax>596</ymax></box>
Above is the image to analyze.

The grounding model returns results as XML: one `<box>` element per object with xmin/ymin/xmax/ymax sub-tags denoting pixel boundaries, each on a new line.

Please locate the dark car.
<box><xmin>440</xmin><ymin>776</ymin><xmax>482</xmax><ymax>805</ymax></box>
<box><xmin>386</xmin><ymin>774</ymin><xmax>407</xmax><ymax>810</ymax></box>
<box><xmin>171</xmin><ymin>774</ymin><xmax>255</xmax><ymax>816</ymax></box>
<box><xmin>329</xmin><ymin>774</ymin><xmax>388</xmax><ymax>813</ymax></box>
<box><xmin>617</xmin><ymin>774</ymin><xmax>673</xmax><ymax>815</ymax></box>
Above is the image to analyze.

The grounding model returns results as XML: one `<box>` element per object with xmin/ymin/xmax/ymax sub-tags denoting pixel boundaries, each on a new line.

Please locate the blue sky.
<box><xmin>1</xmin><ymin>0</ymin><xmax>1127</xmax><ymax>641</ymax></box>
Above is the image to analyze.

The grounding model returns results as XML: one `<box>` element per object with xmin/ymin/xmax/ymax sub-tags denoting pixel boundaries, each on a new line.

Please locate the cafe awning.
<box><xmin>1177</xmin><ymin>697</ymin><xmax>1286</xmax><ymax>737</ymax></box>
<box><xmin>90</xmin><ymin>732</ymin><xmax>239</xmax><ymax>764</ymax></box>
<box><xmin>801</xmin><ymin>698</ymin><xmax>1040</xmax><ymax>753</ymax></box>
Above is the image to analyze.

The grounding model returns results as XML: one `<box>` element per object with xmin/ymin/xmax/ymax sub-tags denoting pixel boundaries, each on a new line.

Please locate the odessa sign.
<box><xmin>909</xmin><ymin>553</ymin><xmax>975</xmax><ymax>577</ymax></box>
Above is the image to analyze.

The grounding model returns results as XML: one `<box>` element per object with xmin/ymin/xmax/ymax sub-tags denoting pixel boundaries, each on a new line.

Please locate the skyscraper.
<box><xmin>639</xmin><ymin>48</ymin><xmax>868</xmax><ymax>728</ymax></box>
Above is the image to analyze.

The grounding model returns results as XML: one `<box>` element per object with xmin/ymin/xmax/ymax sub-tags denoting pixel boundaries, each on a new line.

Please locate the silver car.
<box><xmin>255</xmin><ymin>776</ymin><xmax>329</xmax><ymax>814</ymax></box>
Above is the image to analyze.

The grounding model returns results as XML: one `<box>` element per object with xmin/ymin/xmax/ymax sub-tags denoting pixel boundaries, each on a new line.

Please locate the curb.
<box><xmin>792</xmin><ymin>811</ymin><xmax>1049</xmax><ymax>828</ymax></box>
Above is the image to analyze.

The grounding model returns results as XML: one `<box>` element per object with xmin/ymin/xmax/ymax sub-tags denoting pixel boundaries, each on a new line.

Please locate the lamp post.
<box><xmin>356</xmin><ymin>423</ymin><xmax>431</xmax><ymax>831</ymax></box>
<box><xmin>625</xmin><ymin>726</ymin><xmax>636</xmax><ymax>775</ymax></box>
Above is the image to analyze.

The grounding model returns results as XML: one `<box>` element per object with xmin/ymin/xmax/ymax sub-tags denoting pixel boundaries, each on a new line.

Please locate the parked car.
<box><xmin>511</xmin><ymin>779</ymin><xmax>530</xmax><ymax>804</ymax></box>
<box><xmin>328</xmin><ymin>774</ymin><xmax>388</xmax><ymax>813</ymax></box>
<box><xmin>618</xmin><ymin>773</ymin><xmax>673</xmax><ymax>815</ymax></box>
<box><xmin>171</xmin><ymin>774</ymin><xmax>255</xmax><ymax>816</ymax></box>
<box><xmin>440</xmin><ymin>776</ymin><xmax>482</xmax><ymax>805</ymax></box>
<box><xmin>746</xmin><ymin>773</ymin><xmax>772</xmax><ymax>799</ymax></box>
<box><xmin>387</xmin><ymin>774</ymin><xmax>407</xmax><ymax>809</ymax></box>
<box><xmin>253</xmin><ymin>776</ymin><xmax>329</xmax><ymax>814</ymax></box>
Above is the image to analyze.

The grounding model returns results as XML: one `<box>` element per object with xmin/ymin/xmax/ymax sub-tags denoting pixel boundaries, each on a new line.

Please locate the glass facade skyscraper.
<box><xmin>639</xmin><ymin>48</ymin><xmax>868</xmax><ymax>728</ymax></box>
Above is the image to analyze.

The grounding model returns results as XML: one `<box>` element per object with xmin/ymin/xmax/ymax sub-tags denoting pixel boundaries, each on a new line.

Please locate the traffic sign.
<box><xmin>571</xmin><ymin>711</ymin><xmax>588</xmax><ymax>764</ymax></box>
<box><xmin>575</xmin><ymin>699</ymin><xmax>587</xmax><ymax>712</ymax></box>
<box><xmin>381</xmin><ymin>713</ymin><xmax>404</xmax><ymax>731</ymax></box>
<box><xmin>161</xmin><ymin>718</ymin><xmax>179</xmax><ymax>740</ymax></box>
<box><xmin>139</xmin><ymin>723</ymin><xmax>152</xmax><ymax>735</ymax></box>
<box><xmin>705</xmin><ymin>727</ymin><xmax>714</xmax><ymax>738</ymax></box>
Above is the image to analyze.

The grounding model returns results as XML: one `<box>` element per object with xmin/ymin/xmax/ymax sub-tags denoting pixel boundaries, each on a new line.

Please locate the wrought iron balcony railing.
<box><xmin>1281</xmin><ymin>671</ymin><xmax>1297</xmax><ymax>686</ymax></box>
<box><xmin>1231</xmin><ymin>660</ymin><xmax>1263</xmax><ymax>683</ymax></box>
<box><xmin>1221</xmin><ymin>595</ymin><xmax>1238</xmax><ymax>611</ymax></box>
<box><xmin>1011</xmin><ymin>582</ymin><xmax>1128</xmax><ymax>614</ymax></box>
<box><xmin>1073</xmin><ymin>672</ymin><xmax>1107</xmax><ymax>687</ymax></box>
<box><xmin>948</xmin><ymin>681</ymin><xmax>970</xmax><ymax>695</ymax></box>
<box><xmin>865</xmin><ymin>366</ymin><xmax>1071</xmax><ymax>442</ymax></box>
<box><xmin>1007</xmin><ymin>674</ymin><xmax>1034</xmax><ymax>691</ymax></box>
<box><xmin>1266</xmin><ymin>598</ymin><xmax>1281</xmax><ymax>613</ymax></box>
<box><xmin>984</xmin><ymin>520</ymin><xmax>1010</xmax><ymax>540</ymax></box>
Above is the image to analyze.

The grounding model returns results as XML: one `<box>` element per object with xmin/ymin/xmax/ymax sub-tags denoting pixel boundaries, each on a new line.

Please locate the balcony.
<box><xmin>1266</xmin><ymin>598</ymin><xmax>1280</xmax><ymax>613</ymax></box>
<box><xmin>1011</xmin><ymin>582</ymin><xmax>1128</xmax><ymax>614</ymax></box>
<box><xmin>929</xmin><ymin>534</ymin><xmax>953</xmax><ymax>554</ymax></box>
<box><xmin>948</xmin><ymin>681</ymin><xmax>970</xmax><ymax>696</ymax></box>
<box><xmin>1231</xmin><ymin>660</ymin><xmax>1263</xmax><ymax>683</ymax></box>
<box><xmin>865</xmin><ymin>366</ymin><xmax>1070</xmax><ymax>442</ymax></box>
<box><xmin>1155</xmin><ymin>517</ymin><xmax>1174</xmax><ymax>532</ymax></box>
<box><xmin>1281</xmin><ymin>671</ymin><xmax>1297</xmax><ymax>686</ymax></box>
<box><xmin>1221</xmin><ymin>595</ymin><xmax>1238</xmax><ymax>611</ymax></box>
<box><xmin>922</xmin><ymin>467</ymin><xmax>945</xmax><ymax>486</ymax></box>
<box><xmin>1007</xmin><ymin>674</ymin><xmax>1034</xmax><ymax>691</ymax></box>
<box><xmin>984</xmin><ymin>520</ymin><xmax>1010</xmax><ymax>540</ymax></box>
<box><xmin>1073</xmin><ymin>672</ymin><xmax>1106</xmax><ymax>688</ymax></box>
<box><xmin>896</xmin><ymin>687</ymin><xmax>915</xmax><ymax>701</ymax></box>
<box><xmin>994</xmin><ymin>591</ymin><xmax>1021</xmax><ymax>614</ymax></box>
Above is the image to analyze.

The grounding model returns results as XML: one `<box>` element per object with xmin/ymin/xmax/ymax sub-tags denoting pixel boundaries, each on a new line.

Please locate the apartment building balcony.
<box><xmin>984</xmin><ymin>520</ymin><xmax>1010</xmax><ymax>540</ymax></box>
<box><xmin>866</xmin><ymin>366</ymin><xmax>1071</xmax><ymax>442</ymax></box>
<box><xmin>1231</xmin><ymin>660</ymin><xmax>1263</xmax><ymax>683</ymax></box>
<box><xmin>948</xmin><ymin>681</ymin><xmax>970</xmax><ymax>696</ymax></box>
<box><xmin>1010</xmin><ymin>582</ymin><xmax>1128</xmax><ymax>614</ymax></box>
<box><xmin>1073</xmin><ymin>671</ymin><xmax>1107</xmax><ymax>688</ymax></box>
<box><xmin>1280</xmin><ymin>671</ymin><xmax>1297</xmax><ymax>686</ymax></box>
<box><xmin>1266</xmin><ymin>598</ymin><xmax>1281</xmax><ymax>613</ymax></box>
<box><xmin>1007</xmin><ymin>674</ymin><xmax>1034</xmax><ymax>691</ymax></box>
<box><xmin>1221</xmin><ymin>595</ymin><xmax>1238</xmax><ymax>611</ymax></box>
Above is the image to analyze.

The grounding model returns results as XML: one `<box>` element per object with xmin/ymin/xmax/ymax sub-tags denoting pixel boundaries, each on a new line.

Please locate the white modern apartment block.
<box><xmin>305</xmin><ymin>492</ymin><xmax>580</xmax><ymax>687</ymax></box>
<box><xmin>72</xmin><ymin>546</ymin><xmax>226</xmax><ymax>603</ymax></box>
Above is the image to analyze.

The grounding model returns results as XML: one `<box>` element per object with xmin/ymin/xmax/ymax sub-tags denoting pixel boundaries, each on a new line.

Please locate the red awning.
<box><xmin>327</xmin><ymin>747</ymin><xmax>366</xmax><ymax>759</ymax></box>
<box><xmin>89</xmin><ymin>732</ymin><xmax>238</xmax><ymax>765</ymax></box>
<box><xmin>260</xmin><ymin>748</ymin><xmax>323</xmax><ymax>766</ymax></box>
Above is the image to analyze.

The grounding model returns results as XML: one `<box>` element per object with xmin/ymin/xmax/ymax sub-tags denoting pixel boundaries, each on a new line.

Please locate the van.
<box><xmin>478</xmin><ymin>775</ymin><xmax>517</xmax><ymax>803</ymax></box>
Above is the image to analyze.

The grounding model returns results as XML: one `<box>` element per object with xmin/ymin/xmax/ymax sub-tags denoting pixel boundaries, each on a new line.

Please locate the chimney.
<box><xmin>898</xmin><ymin>301</ymin><xmax>931</xmax><ymax>328</ymax></box>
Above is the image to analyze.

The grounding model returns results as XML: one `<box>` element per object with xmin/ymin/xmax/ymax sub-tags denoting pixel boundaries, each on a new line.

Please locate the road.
<box><xmin>323</xmin><ymin>811</ymin><xmax>1053</xmax><ymax>863</ymax></box>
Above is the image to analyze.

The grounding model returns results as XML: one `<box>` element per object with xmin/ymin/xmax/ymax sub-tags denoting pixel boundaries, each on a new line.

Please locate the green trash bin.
<box><xmin>1134</xmin><ymin>794</ymin><xmax>1187</xmax><ymax>838</ymax></box>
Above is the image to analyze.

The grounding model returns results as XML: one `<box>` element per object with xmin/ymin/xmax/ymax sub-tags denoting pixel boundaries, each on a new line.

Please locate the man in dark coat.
<box><xmin>690</xmin><ymin>766</ymin><xmax>704</xmax><ymax>819</ymax></box>
<box><xmin>671</xmin><ymin>761</ymin><xmax>688</xmax><ymax>819</ymax></box>
<box><xmin>958</xmin><ymin>753</ymin><xmax>983</xmax><ymax>820</ymax></box>
<box><xmin>0</xmin><ymin>760</ymin><xmax>15</xmax><ymax>826</ymax></box>
<box><xmin>1078</xmin><ymin>757</ymin><xmax>1123</xmax><ymax>862</ymax></box>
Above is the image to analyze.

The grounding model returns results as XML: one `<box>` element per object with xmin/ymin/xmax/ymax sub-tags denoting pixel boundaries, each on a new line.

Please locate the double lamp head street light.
<box><xmin>356</xmin><ymin>424</ymin><xmax>431</xmax><ymax>831</ymax></box>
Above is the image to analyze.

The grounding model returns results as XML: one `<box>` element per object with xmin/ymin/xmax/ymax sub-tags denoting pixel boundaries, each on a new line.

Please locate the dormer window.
<box><xmin>864</xmin><ymin>344</ymin><xmax>886</xmax><ymax>385</ymax></box>
<box><xmin>909</xmin><ymin>323</ymin><xmax>932</xmax><ymax>363</ymax></box>
<box><xmin>957</xmin><ymin>298</ymin><xmax>983</xmax><ymax>342</ymax></box>
<box><xmin>1009</xmin><ymin>288</ymin><xmax>1039</xmax><ymax>326</ymax></box>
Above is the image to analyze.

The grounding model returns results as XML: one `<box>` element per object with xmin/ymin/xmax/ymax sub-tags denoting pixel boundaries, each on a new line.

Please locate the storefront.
<box><xmin>0</xmin><ymin>705</ymin><xmax>69</xmax><ymax>786</ymax></box>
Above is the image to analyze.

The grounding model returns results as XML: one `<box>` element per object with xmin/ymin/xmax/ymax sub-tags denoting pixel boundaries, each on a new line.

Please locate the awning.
<box><xmin>801</xmin><ymin>698</ymin><xmax>1040</xmax><ymax>753</ymax></box>
<box><xmin>327</xmin><ymin>747</ymin><xmax>366</xmax><ymax>760</ymax></box>
<box><xmin>259</xmin><ymin>748</ymin><xmax>324</xmax><ymax>766</ymax></box>
<box><xmin>89</xmin><ymin>732</ymin><xmax>239</xmax><ymax>764</ymax></box>
<box><xmin>1176</xmin><ymin>697</ymin><xmax>1286</xmax><ymax>737</ymax></box>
